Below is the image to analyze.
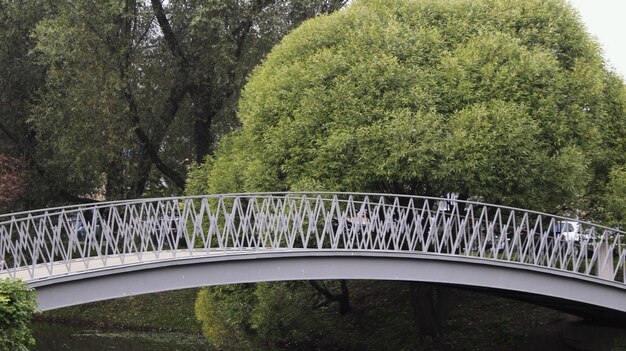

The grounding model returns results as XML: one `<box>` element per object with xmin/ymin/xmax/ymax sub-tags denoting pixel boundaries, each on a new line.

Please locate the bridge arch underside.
<box><xmin>32</xmin><ymin>251</ymin><xmax>626</xmax><ymax>321</ymax></box>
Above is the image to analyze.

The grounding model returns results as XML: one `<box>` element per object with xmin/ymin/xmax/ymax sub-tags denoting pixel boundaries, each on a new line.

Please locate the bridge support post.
<box><xmin>596</xmin><ymin>242</ymin><xmax>614</xmax><ymax>280</ymax></box>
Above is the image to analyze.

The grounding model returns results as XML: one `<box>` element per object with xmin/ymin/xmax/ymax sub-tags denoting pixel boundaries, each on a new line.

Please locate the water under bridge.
<box><xmin>1</xmin><ymin>192</ymin><xmax>624</xmax><ymax>318</ymax></box>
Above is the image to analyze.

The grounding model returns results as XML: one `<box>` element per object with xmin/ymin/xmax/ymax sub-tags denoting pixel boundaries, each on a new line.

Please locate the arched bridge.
<box><xmin>1</xmin><ymin>193</ymin><xmax>625</xmax><ymax>315</ymax></box>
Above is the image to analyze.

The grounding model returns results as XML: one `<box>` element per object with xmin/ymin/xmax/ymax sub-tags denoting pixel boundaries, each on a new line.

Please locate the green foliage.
<box><xmin>251</xmin><ymin>282</ymin><xmax>354</xmax><ymax>350</ymax></box>
<box><xmin>0</xmin><ymin>279</ymin><xmax>37</xmax><ymax>351</ymax></box>
<box><xmin>606</xmin><ymin>166</ymin><xmax>626</xmax><ymax>228</ymax></box>
<box><xmin>1</xmin><ymin>0</ymin><xmax>346</xmax><ymax>206</ymax></box>
<box><xmin>0</xmin><ymin>1</ymin><xmax>53</xmax><ymax>211</ymax></box>
<box><xmin>195</xmin><ymin>281</ymin><xmax>366</xmax><ymax>351</ymax></box>
<box><xmin>188</xmin><ymin>0</ymin><xmax>626</xmax><ymax>215</ymax></box>
<box><xmin>195</xmin><ymin>284</ymin><xmax>257</xmax><ymax>349</ymax></box>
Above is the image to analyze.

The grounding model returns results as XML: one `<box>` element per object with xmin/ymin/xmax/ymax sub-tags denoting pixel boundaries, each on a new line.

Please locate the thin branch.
<box><xmin>308</xmin><ymin>281</ymin><xmax>337</xmax><ymax>302</ymax></box>
<box><xmin>308</xmin><ymin>280</ymin><xmax>351</xmax><ymax>315</ymax></box>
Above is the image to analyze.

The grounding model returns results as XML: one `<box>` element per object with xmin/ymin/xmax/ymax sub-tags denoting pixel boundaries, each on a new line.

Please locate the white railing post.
<box><xmin>596</xmin><ymin>237</ymin><xmax>614</xmax><ymax>280</ymax></box>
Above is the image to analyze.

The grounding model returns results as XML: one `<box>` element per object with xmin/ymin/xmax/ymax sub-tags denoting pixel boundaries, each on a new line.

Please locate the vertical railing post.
<box><xmin>596</xmin><ymin>233</ymin><xmax>614</xmax><ymax>280</ymax></box>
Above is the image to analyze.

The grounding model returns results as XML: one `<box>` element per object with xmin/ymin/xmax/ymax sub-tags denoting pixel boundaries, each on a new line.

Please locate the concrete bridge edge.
<box><xmin>30</xmin><ymin>251</ymin><xmax>626</xmax><ymax>314</ymax></box>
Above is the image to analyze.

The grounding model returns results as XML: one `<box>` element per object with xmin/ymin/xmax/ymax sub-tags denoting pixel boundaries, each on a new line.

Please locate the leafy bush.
<box><xmin>195</xmin><ymin>284</ymin><xmax>257</xmax><ymax>349</ymax></box>
<box><xmin>195</xmin><ymin>281</ymin><xmax>388</xmax><ymax>351</ymax></box>
<box><xmin>0</xmin><ymin>279</ymin><xmax>37</xmax><ymax>351</ymax></box>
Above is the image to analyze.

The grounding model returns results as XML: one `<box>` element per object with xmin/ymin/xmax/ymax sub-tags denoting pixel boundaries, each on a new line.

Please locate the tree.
<box><xmin>0</xmin><ymin>155</ymin><xmax>27</xmax><ymax>213</ymax></box>
<box><xmin>0</xmin><ymin>279</ymin><xmax>37</xmax><ymax>351</ymax></box>
<box><xmin>0</xmin><ymin>1</ymin><xmax>63</xmax><ymax>210</ymax></box>
<box><xmin>188</xmin><ymin>0</ymin><xmax>626</xmax><ymax>346</ymax></box>
<box><xmin>189</xmin><ymin>0</ymin><xmax>625</xmax><ymax>214</ymax></box>
<box><xmin>195</xmin><ymin>284</ymin><xmax>258</xmax><ymax>350</ymax></box>
<box><xmin>194</xmin><ymin>281</ymin><xmax>371</xmax><ymax>350</ymax></box>
<box><xmin>1</xmin><ymin>0</ymin><xmax>348</xmax><ymax>207</ymax></box>
<box><xmin>605</xmin><ymin>166</ymin><xmax>626</xmax><ymax>228</ymax></box>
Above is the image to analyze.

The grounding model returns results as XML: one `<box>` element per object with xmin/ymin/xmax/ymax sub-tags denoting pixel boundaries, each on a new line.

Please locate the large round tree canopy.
<box><xmin>188</xmin><ymin>0</ymin><xmax>626</xmax><ymax>212</ymax></box>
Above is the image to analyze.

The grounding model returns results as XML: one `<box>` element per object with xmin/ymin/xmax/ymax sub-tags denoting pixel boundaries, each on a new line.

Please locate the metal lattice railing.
<box><xmin>0</xmin><ymin>193</ymin><xmax>624</xmax><ymax>283</ymax></box>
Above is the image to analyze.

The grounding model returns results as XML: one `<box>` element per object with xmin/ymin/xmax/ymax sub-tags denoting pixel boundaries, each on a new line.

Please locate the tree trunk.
<box><xmin>338</xmin><ymin>279</ymin><xmax>351</xmax><ymax>315</ymax></box>
<box><xmin>409</xmin><ymin>283</ymin><xmax>454</xmax><ymax>338</ymax></box>
<box><xmin>128</xmin><ymin>151</ymin><xmax>153</xmax><ymax>198</ymax></box>
<box><xmin>105</xmin><ymin>160</ymin><xmax>126</xmax><ymax>200</ymax></box>
<box><xmin>308</xmin><ymin>280</ymin><xmax>352</xmax><ymax>315</ymax></box>
<box><xmin>190</xmin><ymin>87</ymin><xmax>216</xmax><ymax>163</ymax></box>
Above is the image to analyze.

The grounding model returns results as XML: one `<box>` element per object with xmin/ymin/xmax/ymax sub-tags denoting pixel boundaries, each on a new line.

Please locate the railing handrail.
<box><xmin>1</xmin><ymin>192</ymin><xmax>623</xmax><ymax>235</ymax></box>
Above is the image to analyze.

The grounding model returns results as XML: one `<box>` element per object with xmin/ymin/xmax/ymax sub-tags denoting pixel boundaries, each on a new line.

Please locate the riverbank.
<box><xmin>36</xmin><ymin>288</ymin><xmax>202</xmax><ymax>334</ymax></box>
<box><xmin>31</xmin><ymin>320</ymin><xmax>210</xmax><ymax>351</ymax></box>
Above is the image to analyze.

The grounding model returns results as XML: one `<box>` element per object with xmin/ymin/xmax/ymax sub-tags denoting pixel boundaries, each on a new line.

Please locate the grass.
<box><xmin>36</xmin><ymin>288</ymin><xmax>202</xmax><ymax>334</ymax></box>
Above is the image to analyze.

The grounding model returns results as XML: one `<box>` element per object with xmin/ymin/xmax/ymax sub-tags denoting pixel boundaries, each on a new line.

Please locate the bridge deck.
<box><xmin>0</xmin><ymin>249</ymin><xmax>256</xmax><ymax>282</ymax></box>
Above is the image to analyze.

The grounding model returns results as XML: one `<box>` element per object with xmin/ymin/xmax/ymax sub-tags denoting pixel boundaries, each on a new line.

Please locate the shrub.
<box><xmin>0</xmin><ymin>279</ymin><xmax>37</xmax><ymax>351</ymax></box>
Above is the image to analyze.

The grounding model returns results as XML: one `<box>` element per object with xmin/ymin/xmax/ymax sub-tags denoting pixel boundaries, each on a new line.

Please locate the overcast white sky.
<box><xmin>566</xmin><ymin>0</ymin><xmax>626</xmax><ymax>78</ymax></box>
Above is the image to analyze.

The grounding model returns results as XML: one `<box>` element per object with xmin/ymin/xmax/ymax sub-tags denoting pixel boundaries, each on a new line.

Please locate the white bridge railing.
<box><xmin>1</xmin><ymin>193</ymin><xmax>624</xmax><ymax>283</ymax></box>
